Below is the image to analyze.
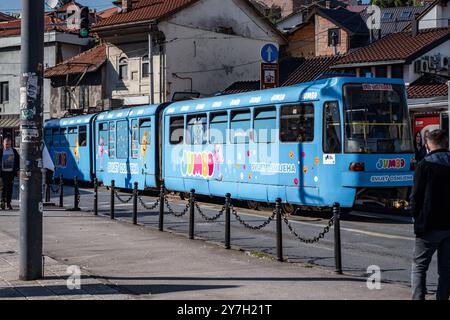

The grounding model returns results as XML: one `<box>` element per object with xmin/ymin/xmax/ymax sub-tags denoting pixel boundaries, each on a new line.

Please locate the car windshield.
<box><xmin>343</xmin><ymin>83</ymin><xmax>413</xmax><ymax>154</ymax></box>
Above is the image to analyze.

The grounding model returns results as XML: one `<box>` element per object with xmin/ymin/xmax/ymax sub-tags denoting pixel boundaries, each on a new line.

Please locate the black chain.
<box><xmin>282</xmin><ymin>213</ymin><xmax>334</xmax><ymax>244</ymax></box>
<box><xmin>164</xmin><ymin>196</ymin><xmax>190</xmax><ymax>217</ymax></box>
<box><xmin>195</xmin><ymin>202</ymin><xmax>224</xmax><ymax>222</ymax></box>
<box><xmin>138</xmin><ymin>195</ymin><xmax>160</xmax><ymax>210</ymax></box>
<box><xmin>50</xmin><ymin>184</ymin><xmax>60</xmax><ymax>193</ymax></box>
<box><xmin>231</xmin><ymin>206</ymin><xmax>276</xmax><ymax>230</ymax></box>
<box><xmin>114</xmin><ymin>189</ymin><xmax>134</xmax><ymax>204</ymax></box>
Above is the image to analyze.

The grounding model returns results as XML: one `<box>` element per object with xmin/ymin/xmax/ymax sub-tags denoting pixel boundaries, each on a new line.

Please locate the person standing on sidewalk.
<box><xmin>410</xmin><ymin>129</ymin><xmax>450</xmax><ymax>300</ymax></box>
<box><xmin>0</xmin><ymin>137</ymin><xmax>20</xmax><ymax>210</ymax></box>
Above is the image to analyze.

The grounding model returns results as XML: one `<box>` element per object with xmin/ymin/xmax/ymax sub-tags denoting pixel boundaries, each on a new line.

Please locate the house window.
<box><xmin>400</xmin><ymin>11</ymin><xmax>411</xmax><ymax>19</ymax></box>
<box><xmin>375</xmin><ymin>66</ymin><xmax>387</xmax><ymax>78</ymax></box>
<box><xmin>79</xmin><ymin>85</ymin><xmax>89</xmax><ymax>109</ymax></box>
<box><xmin>62</xmin><ymin>88</ymin><xmax>72</xmax><ymax>110</ymax></box>
<box><xmin>328</xmin><ymin>28</ymin><xmax>340</xmax><ymax>47</ymax></box>
<box><xmin>0</xmin><ymin>82</ymin><xmax>9</xmax><ymax>103</ymax></box>
<box><xmin>142</xmin><ymin>55</ymin><xmax>149</xmax><ymax>78</ymax></box>
<box><xmin>391</xmin><ymin>65</ymin><xmax>403</xmax><ymax>79</ymax></box>
<box><xmin>382</xmin><ymin>12</ymin><xmax>393</xmax><ymax>20</ymax></box>
<box><xmin>118</xmin><ymin>57</ymin><xmax>128</xmax><ymax>80</ymax></box>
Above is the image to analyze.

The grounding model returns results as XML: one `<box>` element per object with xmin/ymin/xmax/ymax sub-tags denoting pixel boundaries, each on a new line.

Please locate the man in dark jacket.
<box><xmin>410</xmin><ymin>129</ymin><xmax>450</xmax><ymax>300</ymax></box>
<box><xmin>0</xmin><ymin>137</ymin><xmax>20</xmax><ymax>210</ymax></box>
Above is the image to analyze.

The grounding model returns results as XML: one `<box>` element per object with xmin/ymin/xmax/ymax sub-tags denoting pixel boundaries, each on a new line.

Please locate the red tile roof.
<box><xmin>407</xmin><ymin>75</ymin><xmax>449</xmax><ymax>99</ymax></box>
<box><xmin>0</xmin><ymin>15</ymin><xmax>74</xmax><ymax>37</ymax></box>
<box><xmin>0</xmin><ymin>12</ymin><xmax>14</xmax><ymax>22</ymax></box>
<box><xmin>44</xmin><ymin>44</ymin><xmax>107</xmax><ymax>78</ymax></box>
<box><xmin>97</xmin><ymin>7</ymin><xmax>119</xmax><ymax>19</ymax></box>
<box><xmin>335</xmin><ymin>28</ymin><xmax>450</xmax><ymax>66</ymax></box>
<box><xmin>93</xmin><ymin>0</ymin><xmax>199</xmax><ymax>29</ymax></box>
<box><xmin>222</xmin><ymin>80</ymin><xmax>260</xmax><ymax>94</ymax></box>
<box><xmin>282</xmin><ymin>55</ymin><xmax>343</xmax><ymax>86</ymax></box>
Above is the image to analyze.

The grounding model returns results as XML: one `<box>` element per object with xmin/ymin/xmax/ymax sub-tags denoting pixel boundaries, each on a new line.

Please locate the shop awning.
<box><xmin>0</xmin><ymin>116</ymin><xmax>20</xmax><ymax>128</ymax></box>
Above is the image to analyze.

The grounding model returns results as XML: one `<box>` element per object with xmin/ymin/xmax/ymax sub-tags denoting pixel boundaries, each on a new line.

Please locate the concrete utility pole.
<box><xmin>19</xmin><ymin>0</ymin><xmax>45</xmax><ymax>281</ymax></box>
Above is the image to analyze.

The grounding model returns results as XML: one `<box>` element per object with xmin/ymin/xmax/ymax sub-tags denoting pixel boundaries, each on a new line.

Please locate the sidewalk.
<box><xmin>0</xmin><ymin>204</ymin><xmax>411</xmax><ymax>300</ymax></box>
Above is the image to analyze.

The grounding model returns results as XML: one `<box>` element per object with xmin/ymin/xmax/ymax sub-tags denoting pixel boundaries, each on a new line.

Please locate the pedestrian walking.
<box><xmin>0</xmin><ymin>137</ymin><xmax>20</xmax><ymax>210</ymax></box>
<box><xmin>410</xmin><ymin>129</ymin><xmax>450</xmax><ymax>300</ymax></box>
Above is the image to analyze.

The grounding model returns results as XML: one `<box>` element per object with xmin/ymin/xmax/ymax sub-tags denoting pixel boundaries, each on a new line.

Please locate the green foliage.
<box><xmin>371</xmin><ymin>0</ymin><xmax>422</xmax><ymax>7</ymax></box>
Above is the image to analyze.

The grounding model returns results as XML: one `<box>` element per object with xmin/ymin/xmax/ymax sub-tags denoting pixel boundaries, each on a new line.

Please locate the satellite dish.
<box><xmin>46</xmin><ymin>0</ymin><xmax>60</xmax><ymax>9</ymax></box>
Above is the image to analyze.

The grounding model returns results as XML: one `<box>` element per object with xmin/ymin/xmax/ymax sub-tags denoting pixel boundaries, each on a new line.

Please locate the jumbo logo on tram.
<box><xmin>44</xmin><ymin>76</ymin><xmax>415</xmax><ymax>211</ymax></box>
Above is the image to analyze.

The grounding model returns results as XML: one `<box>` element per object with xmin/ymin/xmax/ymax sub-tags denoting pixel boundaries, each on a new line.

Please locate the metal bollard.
<box><xmin>110</xmin><ymin>180</ymin><xmax>115</xmax><ymax>220</ymax></box>
<box><xmin>133</xmin><ymin>182</ymin><xmax>138</xmax><ymax>225</ymax></box>
<box><xmin>72</xmin><ymin>176</ymin><xmax>80</xmax><ymax>211</ymax></box>
<box><xmin>158</xmin><ymin>183</ymin><xmax>165</xmax><ymax>231</ymax></box>
<box><xmin>59</xmin><ymin>174</ymin><xmax>64</xmax><ymax>208</ymax></box>
<box><xmin>276</xmin><ymin>198</ymin><xmax>283</xmax><ymax>262</ymax></box>
<box><xmin>189</xmin><ymin>189</ymin><xmax>195</xmax><ymax>240</ymax></box>
<box><xmin>333</xmin><ymin>203</ymin><xmax>343</xmax><ymax>274</ymax></box>
<box><xmin>93</xmin><ymin>178</ymin><xmax>98</xmax><ymax>216</ymax></box>
<box><xmin>225</xmin><ymin>193</ymin><xmax>231</xmax><ymax>249</ymax></box>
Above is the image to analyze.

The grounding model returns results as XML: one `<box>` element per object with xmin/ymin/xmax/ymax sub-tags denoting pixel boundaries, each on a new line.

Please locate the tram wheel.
<box><xmin>246</xmin><ymin>200</ymin><xmax>260</xmax><ymax>211</ymax></box>
<box><xmin>281</xmin><ymin>203</ymin><xmax>296</xmax><ymax>216</ymax></box>
<box><xmin>179</xmin><ymin>192</ymin><xmax>190</xmax><ymax>200</ymax></box>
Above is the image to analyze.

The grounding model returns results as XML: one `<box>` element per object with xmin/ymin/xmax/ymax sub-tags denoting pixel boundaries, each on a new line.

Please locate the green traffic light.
<box><xmin>79</xmin><ymin>28</ymin><xmax>89</xmax><ymax>38</ymax></box>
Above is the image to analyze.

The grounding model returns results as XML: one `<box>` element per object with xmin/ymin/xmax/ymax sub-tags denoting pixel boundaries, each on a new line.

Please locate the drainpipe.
<box><xmin>148</xmin><ymin>21</ymin><xmax>157</xmax><ymax>105</ymax></box>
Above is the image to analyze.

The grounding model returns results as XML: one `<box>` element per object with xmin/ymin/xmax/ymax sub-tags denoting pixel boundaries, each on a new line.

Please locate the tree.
<box><xmin>371</xmin><ymin>0</ymin><xmax>422</xmax><ymax>7</ymax></box>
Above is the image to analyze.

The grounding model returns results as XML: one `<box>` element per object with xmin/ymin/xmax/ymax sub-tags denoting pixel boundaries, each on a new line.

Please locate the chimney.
<box><xmin>412</xmin><ymin>13</ymin><xmax>420</xmax><ymax>37</ymax></box>
<box><xmin>122</xmin><ymin>0</ymin><xmax>132</xmax><ymax>13</ymax></box>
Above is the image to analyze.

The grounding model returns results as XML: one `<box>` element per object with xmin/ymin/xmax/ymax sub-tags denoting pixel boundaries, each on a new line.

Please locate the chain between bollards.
<box><xmin>189</xmin><ymin>189</ymin><xmax>195</xmax><ymax>240</ymax></box>
<box><xmin>158</xmin><ymin>183</ymin><xmax>165</xmax><ymax>231</ymax></box>
<box><xmin>132</xmin><ymin>182</ymin><xmax>138</xmax><ymax>225</ymax></box>
<box><xmin>59</xmin><ymin>174</ymin><xmax>64</xmax><ymax>208</ymax></box>
<box><xmin>93</xmin><ymin>178</ymin><xmax>98</xmax><ymax>216</ymax></box>
<box><xmin>333</xmin><ymin>203</ymin><xmax>342</xmax><ymax>274</ymax></box>
<box><xmin>225</xmin><ymin>193</ymin><xmax>231</xmax><ymax>250</ymax></box>
<box><xmin>276</xmin><ymin>198</ymin><xmax>283</xmax><ymax>262</ymax></box>
<box><xmin>110</xmin><ymin>180</ymin><xmax>115</xmax><ymax>220</ymax></box>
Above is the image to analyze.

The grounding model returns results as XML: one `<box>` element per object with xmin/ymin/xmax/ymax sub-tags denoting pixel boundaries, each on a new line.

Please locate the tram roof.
<box><xmin>163</xmin><ymin>77</ymin><xmax>405</xmax><ymax>116</ymax></box>
<box><xmin>44</xmin><ymin>114</ymin><xmax>96</xmax><ymax>129</ymax></box>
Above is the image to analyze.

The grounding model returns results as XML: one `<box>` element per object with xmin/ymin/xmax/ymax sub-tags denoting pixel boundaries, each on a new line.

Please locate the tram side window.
<box><xmin>280</xmin><ymin>104</ymin><xmax>314</xmax><ymax>143</ymax></box>
<box><xmin>254</xmin><ymin>107</ymin><xmax>277</xmax><ymax>143</ymax></box>
<box><xmin>52</xmin><ymin>128</ymin><xmax>60</xmax><ymax>147</ymax></box>
<box><xmin>139</xmin><ymin>118</ymin><xmax>151</xmax><ymax>145</ymax></box>
<box><xmin>68</xmin><ymin>127</ymin><xmax>78</xmax><ymax>147</ymax></box>
<box><xmin>187</xmin><ymin>114</ymin><xmax>207</xmax><ymax>145</ymax></box>
<box><xmin>116</xmin><ymin>120</ymin><xmax>129</xmax><ymax>159</ymax></box>
<box><xmin>209</xmin><ymin>112</ymin><xmax>228</xmax><ymax>144</ymax></box>
<box><xmin>169</xmin><ymin>117</ymin><xmax>184</xmax><ymax>145</ymax></box>
<box><xmin>78</xmin><ymin>126</ymin><xmax>87</xmax><ymax>147</ymax></box>
<box><xmin>323</xmin><ymin>102</ymin><xmax>342</xmax><ymax>153</ymax></box>
<box><xmin>45</xmin><ymin>129</ymin><xmax>53</xmax><ymax>147</ymax></box>
<box><xmin>109</xmin><ymin>122</ymin><xmax>116</xmax><ymax>158</ymax></box>
<box><xmin>99</xmin><ymin>122</ymin><xmax>109</xmax><ymax>155</ymax></box>
<box><xmin>231</xmin><ymin>109</ymin><xmax>251</xmax><ymax>144</ymax></box>
<box><xmin>60</xmin><ymin>128</ymin><xmax>68</xmax><ymax>147</ymax></box>
<box><xmin>131</xmin><ymin>120</ymin><xmax>139</xmax><ymax>159</ymax></box>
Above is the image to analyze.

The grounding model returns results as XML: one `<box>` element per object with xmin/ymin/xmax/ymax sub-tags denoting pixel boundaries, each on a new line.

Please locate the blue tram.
<box><xmin>44</xmin><ymin>76</ymin><xmax>415</xmax><ymax>209</ymax></box>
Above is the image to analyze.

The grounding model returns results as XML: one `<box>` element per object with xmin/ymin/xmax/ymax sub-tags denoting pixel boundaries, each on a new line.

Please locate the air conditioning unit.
<box><xmin>440</xmin><ymin>56</ymin><xmax>449</xmax><ymax>72</ymax></box>
<box><xmin>428</xmin><ymin>55</ymin><xmax>441</xmax><ymax>70</ymax></box>
<box><xmin>419</xmin><ymin>58</ymin><xmax>429</xmax><ymax>73</ymax></box>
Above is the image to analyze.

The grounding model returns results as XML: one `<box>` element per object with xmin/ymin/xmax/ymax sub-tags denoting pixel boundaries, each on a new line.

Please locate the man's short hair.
<box><xmin>427</xmin><ymin>129</ymin><xmax>449</xmax><ymax>148</ymax></box>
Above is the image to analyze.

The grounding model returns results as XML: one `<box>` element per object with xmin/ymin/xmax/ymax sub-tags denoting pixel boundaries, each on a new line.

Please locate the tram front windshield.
<box><xmin>343</xmin><ymin>83</ymin><xmax>413</xmax><ymax>154</ymax></box>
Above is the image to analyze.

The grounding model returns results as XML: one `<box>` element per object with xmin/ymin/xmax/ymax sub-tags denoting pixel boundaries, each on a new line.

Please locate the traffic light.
<box><xmin>79</xmin><ymin>6</ymin><xmax>89</xmax><ymax>38</ymax></box>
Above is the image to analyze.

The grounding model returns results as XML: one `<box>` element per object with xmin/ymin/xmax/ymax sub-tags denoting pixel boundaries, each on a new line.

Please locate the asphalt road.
<box><xmin>34</xmin><ymin>183</ymin><xmax>437</xmax><ymax>295</ymax></box>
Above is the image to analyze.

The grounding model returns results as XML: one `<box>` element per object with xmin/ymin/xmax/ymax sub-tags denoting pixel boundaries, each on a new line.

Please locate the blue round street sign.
<box><xmin>261</xmin><ymin>44</ymin><xmax>279</xmax><ymax>63</ymax></box>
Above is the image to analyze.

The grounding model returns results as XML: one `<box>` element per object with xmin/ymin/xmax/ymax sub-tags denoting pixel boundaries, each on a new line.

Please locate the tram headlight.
<box><xmin>349</xmin><ymin>162</ymin><xmax>365</xmax><ymax>172</ymax></box>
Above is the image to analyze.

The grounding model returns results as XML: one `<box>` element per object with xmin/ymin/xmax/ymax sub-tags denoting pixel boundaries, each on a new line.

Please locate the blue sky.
<box><xmin>0</xmin><ymin>1</ymin><xmax>115</xmax><ymax>13</ymax></box>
